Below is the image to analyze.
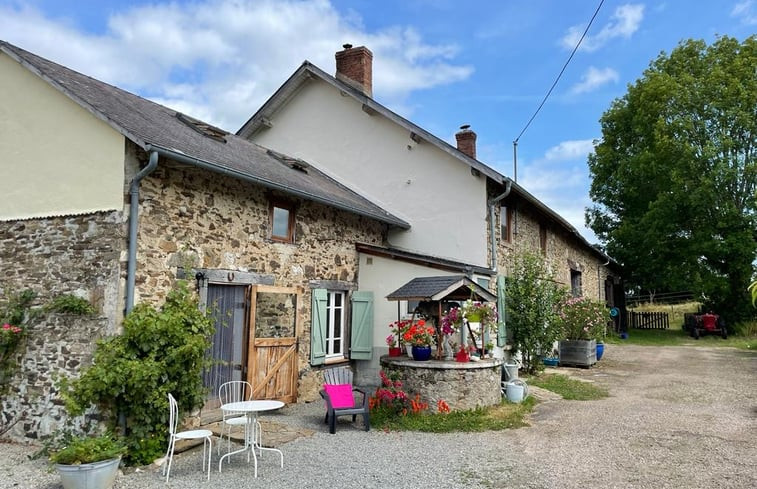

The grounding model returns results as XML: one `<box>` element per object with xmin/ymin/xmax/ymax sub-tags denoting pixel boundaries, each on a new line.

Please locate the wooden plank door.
<box><xmin>247</xmin><ymin>285</ymin><xmax>301</xmax><ymax>403</ymax></box>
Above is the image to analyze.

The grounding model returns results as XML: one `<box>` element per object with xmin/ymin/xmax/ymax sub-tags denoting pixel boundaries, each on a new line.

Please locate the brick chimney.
<box><xmin>455</xmin><ymin>125</ymin><xmax>477</xmax><ymax>159</ymax></box>
<box><xmin>335</xmin><ymin>44</ymin><xmax>373</xmax><ymax>97</ymax></box>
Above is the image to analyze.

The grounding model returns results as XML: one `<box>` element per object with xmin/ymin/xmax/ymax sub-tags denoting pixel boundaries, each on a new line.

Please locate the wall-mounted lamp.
<box><xmin>194</xmin><ymin>271</ymin><xmax>206</xmax><ymax>291</ymax></box>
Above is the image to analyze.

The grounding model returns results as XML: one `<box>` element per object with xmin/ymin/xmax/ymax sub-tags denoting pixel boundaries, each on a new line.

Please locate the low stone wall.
<box><xmin>380</xmin><ymin>356</ymin><xmax>504</xmax><ymax>411</ymax></box>
<box><xmin>1</xmin><ymin>314</ymin><xmax>109</xmax><ymax>441</ymax></box>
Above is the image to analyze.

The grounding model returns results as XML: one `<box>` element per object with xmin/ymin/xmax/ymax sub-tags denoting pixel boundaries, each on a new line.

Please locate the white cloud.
<box><xmin>543</xmin><ymin>139</ymin><xmax>595</xmax><ymax>162</ymax></box>
<box><xmin>516</xmin><ymin>139</ymin><xmax>599</xmax><ymax>242</ymax></box>
<box><xmin>561</xmin><ymin>3</ymin><xmax>644</xmax><ymax>52</ymax></box>
<box><xmin>570</xmin><ymin>66</ymin><xmax>619</xmax><ymax>94</ymax></box>
<box><xmin>0</xmin><ymin>0</ymin><xmax>472</xmax><ymax>130</ymax></box>
<box><xmin>731</xmin><ymin>0</ymin><xmax>757</xmax><ymax>24</ymax></box>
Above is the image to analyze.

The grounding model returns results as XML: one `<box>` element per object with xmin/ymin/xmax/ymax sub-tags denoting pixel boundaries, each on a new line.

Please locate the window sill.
<box><xmin>325</xmin><ymin>356</ymin><xmax>349</xmax><ymax>366</ymax></box>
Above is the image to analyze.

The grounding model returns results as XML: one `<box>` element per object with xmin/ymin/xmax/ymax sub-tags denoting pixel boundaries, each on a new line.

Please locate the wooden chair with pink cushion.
<box><xmin>319</xmin><ymin>366</ymin><xmax>370</xmax><ymax>434</ymax></box>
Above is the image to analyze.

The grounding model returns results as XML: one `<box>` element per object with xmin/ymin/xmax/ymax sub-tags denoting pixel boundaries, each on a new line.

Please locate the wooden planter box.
<box><xmin>558</xmin><ymin>339</ymin><xmax>597</xmax><ymax>367</ymax></box>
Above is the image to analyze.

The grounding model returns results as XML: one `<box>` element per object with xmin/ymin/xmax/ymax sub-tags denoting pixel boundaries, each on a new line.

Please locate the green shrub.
<box><xmin>62</xmin><ymin>281</ymin><xmax>214</xmax><ymax>465</ymax></box>
<box><xmin>49</xmin><ymin>432</ymin><xmax>126</xmax><ymax>465</ymax></box>
<box><xmin>45</xmin><ymin>294</ymin><xmax>96</xmax><ymax>315</ymax></box>
<box><xmin>0</xmin><ymin>289</ymin><xmax>36</xmax><ymax>325</ymax></box>
<box><xmin>506</xmin><ymin>252</ymin><xmax>565</xmax><ymax>374</ymax></box>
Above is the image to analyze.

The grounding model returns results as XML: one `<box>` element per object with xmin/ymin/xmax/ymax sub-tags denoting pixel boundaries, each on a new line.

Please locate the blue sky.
<box><xmin>2</xmin><ymin>0</ymin><xmax>755</xmax><ymax>242</ymax></box>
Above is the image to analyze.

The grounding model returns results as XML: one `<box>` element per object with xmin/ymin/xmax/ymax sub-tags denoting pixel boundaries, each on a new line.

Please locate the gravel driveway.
<box><xmin>2</xmin><ymin>343</ymin><xmax>756</xmax><ymax>488</ymax></box>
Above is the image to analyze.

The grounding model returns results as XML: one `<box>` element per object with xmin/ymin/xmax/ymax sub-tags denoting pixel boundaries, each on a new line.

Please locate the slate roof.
<box><xmin>0</xmin><ymin>40</ymin><xmax>409</xmax><ymax>229</ymax></box>
<box><xmin>386</xmin><ymin>275</ymin><xmax>496</xmax><ymax>303</ymax></box>
<box><xmin>356</xmin><ymin>242</ymin><xmax>493</xmax><ymax>276</ymax></box>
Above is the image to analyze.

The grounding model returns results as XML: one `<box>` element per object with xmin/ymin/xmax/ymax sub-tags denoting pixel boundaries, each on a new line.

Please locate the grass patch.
<box><xmin>605</xmin><ymin>327</ymin><xmax>757</xmax><ymax>350</ymax></box>
<box><xmin>370</xmin><ymin>396</ymin><xmax>536</xmax><ymax>432</ymax></box>
<box><xmin>528</xmin><ymin>373</ymin><xmax>609</xmax><ymax>400</ymax></box>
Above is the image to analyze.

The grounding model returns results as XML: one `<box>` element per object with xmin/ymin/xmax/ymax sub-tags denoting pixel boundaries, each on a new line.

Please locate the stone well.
<box><xmin>380</xmin><ymin>355</ymin><xmax>504</xmax><ymax>411</ymax></box>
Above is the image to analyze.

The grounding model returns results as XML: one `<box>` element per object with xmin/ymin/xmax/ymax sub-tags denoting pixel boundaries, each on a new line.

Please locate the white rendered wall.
<box><xmin>353</xmin><ymin>253</ymin><xmax>460</xmax><ymax>385</ymax></box>
<box><xmin>251</xmin><ymin>80</ymin><xmax>489</xmax><ymax>267</ymax></box>
<box><xmin>0</xmin><ymin>53</ymin><xmax>124</xmax><ymax>221</ymax></box>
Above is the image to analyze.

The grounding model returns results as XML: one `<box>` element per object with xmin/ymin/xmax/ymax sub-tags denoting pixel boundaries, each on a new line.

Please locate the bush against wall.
<box><xmin>62</xmin><ymin>281</ymin><xmax>214</xmax><ymax>465</ymax></box>
<box><xmin>506</xmin><ymin>252</ymin><xmax>564</xmax><ymax>374</ymax></box>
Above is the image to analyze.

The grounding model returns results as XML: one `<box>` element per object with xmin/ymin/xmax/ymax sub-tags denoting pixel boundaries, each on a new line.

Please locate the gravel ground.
<box><xmin>2</xmin><ymin>343</ymin><xmax>756</xmax><ymax>489</ymax></box>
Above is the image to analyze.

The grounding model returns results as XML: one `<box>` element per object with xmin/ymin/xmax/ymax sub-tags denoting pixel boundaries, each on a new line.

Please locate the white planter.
<box><xmin>56</xmin><ymin>457</ymin><xmax>121</xmax><ymax>489</ymax></box>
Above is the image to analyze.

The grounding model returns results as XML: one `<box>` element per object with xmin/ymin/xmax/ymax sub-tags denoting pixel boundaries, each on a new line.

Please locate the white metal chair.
<box><xmin>163</xmin><ymin>393</ymin><xmax>213</xmax><ymax>482</ymax></box>
<box><xmin>218</xmin><ymin>381</ymin><xmax>256</xmax><ymax>457</ymax></box>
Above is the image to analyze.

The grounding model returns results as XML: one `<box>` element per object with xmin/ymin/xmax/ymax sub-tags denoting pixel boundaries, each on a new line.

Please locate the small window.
<box><xmin>326</xmin><ymin>291</ymin><xmax>346</xmax><ymax>359</ymax></box>
<box><xmin>500</xmin><ymin>204</ymin><xmax>512</xmax><ymax>243</ymax></box>
<box><xmin>570</xmin><ymin>270</ymin><xmax>582</xmax><ymax>297</ymax></box>
<box><xmin>539</xmin><ymin>224</ymin><xmax>547</xmax><ymax>255</ymax></box>
<box><xmin>270</xmin><ymin>200</ymin><xmax>295</xmax><ymax>243</ymax></box>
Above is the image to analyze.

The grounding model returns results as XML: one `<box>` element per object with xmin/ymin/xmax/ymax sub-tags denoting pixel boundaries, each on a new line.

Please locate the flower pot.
<box><xmin>56</xmin><ymin>456</ymin><xmax>121</xmax><ymax>489</ymax></box>
<box><xmin>405</xmin><ymin>344</ymin><xmax>413</xmax><ymax>356</ymax></box>
<box><xmin>558</xmin><ymin>339</ymin><xmax>597</xmax><ymax>367</ymax></box>
<box><xmin>455</xmin><ymin>349</ymin><xmax>470</xmax><ymax>362</ymax></box>
<box><xmin>411</xmin><ymin>345</ymin><xmax>432</xmax><ymax>361</ymax></box>
<box><xmin>388</xmin><ymin>347</ymin><xmax>402</xmax><ymax>357</ymax></box>
<box><xmin>543</xmin><ymin>357</ymin><xmax>559</xmax><ymax>367</ymax></box>
<box><xmin>596</xmin><ymin>343</ymin><xmax>605</xmax><ymax>361</ymax></box>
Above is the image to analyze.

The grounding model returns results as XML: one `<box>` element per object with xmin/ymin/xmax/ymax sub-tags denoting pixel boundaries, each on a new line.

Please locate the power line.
<box><xmin>514</xmin><ymin>0</ymin><xmax>605</xmax><ymax>144</ymax></box>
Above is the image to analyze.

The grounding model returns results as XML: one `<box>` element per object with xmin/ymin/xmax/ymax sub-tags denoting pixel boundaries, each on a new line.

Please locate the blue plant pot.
<box><xmin>596</xmin><ymin>343</ymin><xmax>605</xmax><ymax>361</ymax></box>
<box><xmin>411</xmin><ymin>345</ymin><xmax>432</xmax><ymax>361</ymax></box>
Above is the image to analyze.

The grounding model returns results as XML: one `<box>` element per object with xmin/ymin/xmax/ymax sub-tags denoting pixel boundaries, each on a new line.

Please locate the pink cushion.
<box><xmin>324</xmin><ymin>384</ymin><xmax>355</xmax><ymax>409</ymax></box>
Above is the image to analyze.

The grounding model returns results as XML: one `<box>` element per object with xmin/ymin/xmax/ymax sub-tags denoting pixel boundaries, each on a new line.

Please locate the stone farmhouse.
<box><xmin>240</xmin><ymin>45</ymin><xmax>624</xmax><ymax>383</ymax></box>
<box><xmin>0</xmin><ymin>40</ymin><xmax>622</xmax><ymax>441</ymax></box>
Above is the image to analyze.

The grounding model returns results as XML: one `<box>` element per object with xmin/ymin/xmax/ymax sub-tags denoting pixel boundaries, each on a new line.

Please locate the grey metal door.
<box><xmin>203</xmin><ymin>284</ymin><xmax>248</xmax><ymax>403</ymax></box>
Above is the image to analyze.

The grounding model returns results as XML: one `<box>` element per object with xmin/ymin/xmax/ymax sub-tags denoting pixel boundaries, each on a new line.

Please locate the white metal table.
<box><xmin>218</xmin><ymin>400</ymin><xmax>285</xmax><ymax>477</ymax></box>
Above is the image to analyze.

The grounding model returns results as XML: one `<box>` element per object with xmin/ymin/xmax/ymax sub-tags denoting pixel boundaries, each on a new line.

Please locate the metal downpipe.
<box><xmin>488</xmin><ymin>179</ymin><xmax>513</xmax><ymax>272</ymax></box>
<box><xmin>125</xmin><ymin>150</ymin><xmax>158</xmax><ymax>314</ymax></box>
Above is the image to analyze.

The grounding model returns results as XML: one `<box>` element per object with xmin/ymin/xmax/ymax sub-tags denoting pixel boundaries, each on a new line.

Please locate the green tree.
<box><xmin>506</xmin><ymin>252</ymin><xmax>565</xmax><ymax>374</ymax></box>
<box><xmin>587</xmin><ymin>35</ymin><xmax>757</xmax><ymax>322</ymax></box>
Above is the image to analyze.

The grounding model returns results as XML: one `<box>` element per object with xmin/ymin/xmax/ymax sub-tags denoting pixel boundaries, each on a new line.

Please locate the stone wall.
<box><xmin>381</xmin><ymin>356</ymin><xmax>503</xmax><ymax>411</ymax></box>
<box><xmin>0</xmin><ymin>211</ymin><xmax>125</xmax><ymax>324</ymax></box>
<box><xmin>0</xmin><ymin>212</ymin><xmax>125</xmax><ymax>441</ymax></box>
<box><xmin>134</xmin><ymin>160</ymin><xmax>386</xmax><ymax>401</ymax></box>
<box><xmin>1</xmin><ymin>314</ymin><xmax>110</xmax><ymax>440</ymax></box>
<box><xmin>493</xmin><ymin>192</ymin><xmax>615</xmax><ymax>301</ymax></box>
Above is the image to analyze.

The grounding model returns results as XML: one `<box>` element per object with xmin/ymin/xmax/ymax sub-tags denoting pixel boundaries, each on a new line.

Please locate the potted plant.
<box><xmin>401</xmin><ymin>320</ymin><xmax>435</xmax><ymax>361</ymax></box>
<box><xmin>461</xmin><ymin>299</ymin><xmax>497</xmax><ymax>354</ymax></box>
<box><xmin>389</xmin><ymin>319</ymin><xmax>413</xmax><ymax>356</ymax></box>
<box><xmin>555</xmin><ymin>296</ymin><xmax>610</xmax><ymax>367</ymax></box>
<box><xmin>49</xmin><ymin>432</ymin><xmax>126</xmax><ymax>489</ymax></box>
<box><xmin>386</xmin><ymin>334</ymin><xmax>402</xmax><ymax>357</ymax></box>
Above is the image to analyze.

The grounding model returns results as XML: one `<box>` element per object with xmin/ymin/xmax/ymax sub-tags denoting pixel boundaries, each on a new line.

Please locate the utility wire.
<box><xmin>514</xmin><ymin>0</ymin><xmax>605</xmax><ymax>144</ymax></box>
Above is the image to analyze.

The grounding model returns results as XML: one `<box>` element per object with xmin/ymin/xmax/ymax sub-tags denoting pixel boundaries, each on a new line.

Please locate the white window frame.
<box><xmin>325</xmin><ymin>290</ymin><xmax>346</xmax><ymax>358</ymax></box>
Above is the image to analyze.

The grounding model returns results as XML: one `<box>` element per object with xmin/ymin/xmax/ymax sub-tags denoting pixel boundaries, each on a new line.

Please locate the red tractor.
<box><xmin>686</xmin><ymin>312</ymin><xmax>727</xmax><ymax>339</ymax></box>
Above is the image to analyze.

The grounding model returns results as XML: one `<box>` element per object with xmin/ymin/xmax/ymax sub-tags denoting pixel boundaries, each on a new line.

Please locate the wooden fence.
<box><xmin>627</xmin><ymin>311</ymin><xmax>669</xmax><ymax>329</ymax></box>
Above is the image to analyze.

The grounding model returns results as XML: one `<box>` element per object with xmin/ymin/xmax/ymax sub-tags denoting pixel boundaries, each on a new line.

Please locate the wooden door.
<box><xmin>203</xmin><ymin>284</ymin><xmax>249</xmax><ymax>407</ymax></box>
<box><xmin>247</xmin><ymin>285</ymin><xmax>301</xmax><ymax>403</ymax></box>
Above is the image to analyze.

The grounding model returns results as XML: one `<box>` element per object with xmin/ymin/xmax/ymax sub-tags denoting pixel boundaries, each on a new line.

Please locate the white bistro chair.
<box><xmin>164</xmin><ymin>393</ymin><xmax>213</xmax><ymax>482</ymax></box>
<box><xmin>218</xmin><ymin>381</ymin><xmax>256</xmax><ymax>457</ymax></box>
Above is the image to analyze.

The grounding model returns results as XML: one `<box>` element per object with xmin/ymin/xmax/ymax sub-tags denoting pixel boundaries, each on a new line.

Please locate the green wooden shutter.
<box><xmin>310</xmin><ymin>289</ymin><xmax>327</xmax><ymax>365</ymax></box>
<box><xmin>350</xmin><ymin>291</ymin><xmax>374</xmax><ymax>360</ymax></box>
<box><xmin>497</xmin><ymin>275</ymin><xmax>507</xmax><ymax>347</ymax></box>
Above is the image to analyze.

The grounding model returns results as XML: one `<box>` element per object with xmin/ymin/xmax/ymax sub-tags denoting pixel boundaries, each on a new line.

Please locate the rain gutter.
<box><xmin>125</xmin><ymin>150</ymin><xmax>158</xmax><ymax>314</ymax></box>
<box><xmin>487</xmin><ymin>179</ymin><xmax>513</xmax><ymax>272</ymax></box>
